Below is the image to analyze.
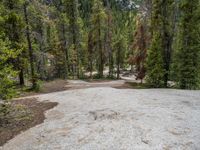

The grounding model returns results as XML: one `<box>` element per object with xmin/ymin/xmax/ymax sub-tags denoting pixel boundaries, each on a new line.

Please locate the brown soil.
<box><xmin>20</xmin><ymin>80</ymin><xmax>148</xmax><ymax>98</ymax></box>
<box><xmin>39</xmin><ymin>80</ymin><xmax>69</xmax><ymax>93</ymax></box>
<box><xmin>85</xmin><ymin>79</ymin><xmax>113</xmax><ymax>83</ymax></box>
<box><xmin>20</xmin><ymin>79</ymin><xmax>69</xmax><ymax>97</ymax></box>
<box><xmin>113</xmin><ymin>82</ymin><xmax>149</xmax><ymax>89</ymax></box>
<box><xmin>0</xmin><ymin>98</ymin><xmax>58</xmax><ymax>146</ymax></box>
<box><xmin>111</xmin><ymin>83</ymin><xmax>132</xmax><ymax>89</ymax></box>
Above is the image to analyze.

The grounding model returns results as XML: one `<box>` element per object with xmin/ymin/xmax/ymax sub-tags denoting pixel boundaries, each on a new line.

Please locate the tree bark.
<box><xmin>19</xmin><ymin>68</ymin><xmax>25</xmax><ymax>86</ymax></box>
<box><xmin>71</xmin><ymin>0</ymin><xmax>79</xmax><ymax>78</ymax></box>
<box><xmin>23</xmin><ymin>3</ymin><xmax>37</xmax><ymax>89</ymax></box>
<box><xmin>97</xmin><ymin>9</ymin><xmax>103</xmax><ymax>78</ymax></box>
<box><xmin>117</xmin><ymin>47</ymin><xmax>120</xmax><ymax>79</ymax></box>
<box><xmin>62</xmin><ymin>23</ymin><xmax>68</xmax><ymax>79</ymax></box>
<box><xmin>162</xmin><ymin>0</ymin><xmax>173</xmax><ymax>87</ymax></box>
<box><xmin>106</xmin><ymin>0</ymin><xmax>113</xmax><ymax>78</ymax></box>
<box><xmin>88</xmin><ymin>31</ymin><xmax>93</xmax><ymax>78</ymax></box>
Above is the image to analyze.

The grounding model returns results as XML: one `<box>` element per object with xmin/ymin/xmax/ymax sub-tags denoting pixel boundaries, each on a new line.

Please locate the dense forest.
<box><xmin>0</xmin><ymin>0</ymin><xmax>200</xmax><ymax>100</ymax></box>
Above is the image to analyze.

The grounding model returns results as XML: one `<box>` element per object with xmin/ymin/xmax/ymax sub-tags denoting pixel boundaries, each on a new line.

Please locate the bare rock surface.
<box><xmin>1</xmin><ymin>81</ymin><xmax>200</xmax><ymax>150</ymax></box>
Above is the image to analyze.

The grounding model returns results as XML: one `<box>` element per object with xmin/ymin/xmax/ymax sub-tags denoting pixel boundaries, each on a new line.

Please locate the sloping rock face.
<box><xmin>1</xmin><ymin>87</ymin><xmax>200</xmax><ymax>150</ymax></box>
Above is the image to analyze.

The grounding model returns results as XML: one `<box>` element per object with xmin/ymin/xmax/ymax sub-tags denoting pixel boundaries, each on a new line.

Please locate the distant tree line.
<box><xmin>0</xmin><ymin>0</ymin><xmax>200</xmax><ymax>99</ymax></box>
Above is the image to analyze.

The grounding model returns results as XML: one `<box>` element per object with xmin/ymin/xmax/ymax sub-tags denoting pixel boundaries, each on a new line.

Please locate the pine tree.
<box><xmin>176</xmin><ymin>0</ymin><xmax>200</xmax><ymax>89</ymax></box>
<box><xmin>56</xmin><ymin>1</ymin><xmax>69</xmax><ymax>79</ymax></box>
<box><xmin>87</xmin><ymin>30</ymin><xmax>94</xmax><ymax>78</ymax></box>
<box><xmin>105</xmin><ymin>0</ymin><xmax>114</xmax><ymax>78</ymax></box>
<box><xmin>0</xmin><ymin>3</ymin><xmax>18</xmax><ymax>99</ymax></box>
<box><xmin>146</xmin><ymin>0</ymin><xmax>166</xmax><ymax>87</ymax></box>
<box><xmin>90</xmin><ymin>0</ymin><xmax>107</xmax><ymax>78</ymax></box>
<box><xmin>0</xmin><ymin>37</ymin><xmax>17</xmax><ymax>100</ymax></box>
<box><xmin>65</xmin><ymin>0</ymin><xmax>81</xmax><ymax>78</ymax></box>
<box><xmin>23</xmin><ymin>1</ymin><xmax>38</xmax><ymax>89</ymax></box>
<box><xmin>3</xmin><ymin>0</ymin><xmax>26</xmax><ymax>86</ymax></box>
<box><xmin>130</xmin><ymin>14</ymin><xmax>149</xmax><ymax>83</ymax></box>
<box><xmin>162</xmin><ymin>0</ymin><xmax>174</xmax><ymax>87</ymax></box>
<box><xmin>113</xmin><ymin>34</ymin><xmax>127</xmax><ymax>79</ymax></box>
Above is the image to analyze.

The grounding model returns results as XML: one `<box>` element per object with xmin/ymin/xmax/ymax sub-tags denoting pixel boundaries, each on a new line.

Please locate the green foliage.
<box><xmin>33</xmin><ymin>80</ymin><xmax>43</xmax><ymax>92</ymax></box>
<box><xmin>90</xmin><ymin>0</ymin><xmax>107</xmax><ymax>78</ymax></box>
<box><xmin>1</xmin><ymin>0</ymin><xmax>199</xmax><ymax>93</ymax></box>
<box><xmin>0</xmin><ymin>102</ymin><xmax>32</xmax><ymax>127</ymax></box>
<box><xmin>0</xmin><ymin>102</ymin><xmax>12</xmax><ymax>125</ymax></box>
<box><xmin>146</xmin><ymin>33</ymin><xmax>166</xmax><ymax>87</ymax></box>
<box><xmin>0</xmin><ymin>66</ymin><xmax>17</xmax><ymax>100</ymax></box>
<box><xmin>146</xmin><ymin>0</ymin><xmax>166</xmax><ymax>88</ymax></box>
<box><xmin>127</xmin><ymin>82</ymin><xmax>150</xmax><ymax>89</ymax></box>
<box><xmin>113</xmin><ymin>34</ymin><xmax>127</xmax><ymax>65</ymax></box>
<box><xmin>175</xmin><ymin>0</ymin><xmax>200</xmax><ymax>89</ymax></box>
<box><xmin>0</xmin><ymin>34</ymin><xmax>17</xmax><ymax>100</ymax></box>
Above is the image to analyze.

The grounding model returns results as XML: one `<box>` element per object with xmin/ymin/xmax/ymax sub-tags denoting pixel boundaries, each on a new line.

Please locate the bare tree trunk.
<box><xmin>162</xmin><ymin>0</ymin><xmax>175</xmax><ymax>87</ymax></box>
<box><xmin>90</xmin><ymin>61</ymin><xmax>93</xmax><ymax>78</ymax></box>
<box><xmin>38</xmin><ymin>25</ymin><xmax>46</xmax><ymax>80</ymax></box>
<box><xmin>19</xmin><ymin>68</ymin><xmax>25</xmax><ymax>86</ymax></box>
<box><xmin>88</xmin><ymin>31</ymin><xmax>93</xmax><ymax>78</ymax></box>
<box><xmin>62</xmin><ymin>23</ymin><xmax>68</xmax><ymax>79</ymax></box>
<box><xmin>71</xmin><ymin>0</ymin><xmax>79</xmax><ymax>78</ymax></box>
<box><xmin>98</xmin><ymin>11</ymin><xmax>103</xmax><ymax>78</ymax></box>
<box><xmin>117</xmin><ymin>48</ymin><xmax>120</xmax><ymax>79</ymax></box>
<box><xmin>106</xmin><ymin>0</ymin><xmax>113</xmax><ymax>78</ymax></box>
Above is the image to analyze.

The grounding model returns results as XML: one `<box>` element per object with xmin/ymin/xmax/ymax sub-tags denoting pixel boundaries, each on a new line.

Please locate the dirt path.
<box><xmin>20</xmin><ymin>80</ymin><xmax>131</xmax><ymax>98</ymax></box>
<box><xmin>65</xmin><ymin>80</ymin><xmax>129</xmax><ymax>89</ymax></box>
<box><xmin>1</xmin><ymin>81</ymin><xmax>200</xmax><ymax>150</ymax></box>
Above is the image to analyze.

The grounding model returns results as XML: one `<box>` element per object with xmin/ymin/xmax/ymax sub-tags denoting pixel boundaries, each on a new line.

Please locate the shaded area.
<box><xmin>115</xmin><ymin>82</ymin><xmax>149</xmax><ymax>89</ymax></box>
<box><xmin>0</xmin><ymin>98</ymin><xmax>58</xmax><ymax>146</ymax></box>
<box><xmin>20</xmin><ymin>80</ymin><xmax>69</xmax><ymax>97</ymax></box>
<box><xmin>20</xmin><ymin>78</ymin><xmax>149</xmax><ymax>97</ymax></box>
<box><xmin>19</xmin><ymin>79</ymin><xmax>149</xmax><ymax>97</ymax></box>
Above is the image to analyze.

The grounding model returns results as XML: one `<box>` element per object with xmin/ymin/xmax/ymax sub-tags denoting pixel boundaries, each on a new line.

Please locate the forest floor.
<box><xmin>19</xmin><ymin>79</ymin><xmax>147</xmax><ymax>97</ymax></box>
<box><xmin>1</xmin><ymin>80</ymin><xmax>200</xmax><ymax>149</ymax></box>
<box><xmin>0</xmin><ymin>98</ymin><xmax>58</xmax><ymax>146</ymax></box>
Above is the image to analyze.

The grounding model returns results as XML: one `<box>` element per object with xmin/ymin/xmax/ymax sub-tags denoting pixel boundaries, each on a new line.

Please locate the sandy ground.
<box><xmin>1</xmin><ymin>80</ymin><xmax>200</xmax><ymax>150</ymax></box>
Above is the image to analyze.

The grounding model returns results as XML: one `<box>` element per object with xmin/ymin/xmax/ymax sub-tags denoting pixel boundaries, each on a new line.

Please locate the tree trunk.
<box><xmin>71</xmin><ymin>0</ymin><xmax>79</xmax><ymax>78</ymax></box>
<box><xmin>117</xmin><ymin>48</ymin><xmax>120</xmax><ymax>79</ymax></box>
<box><xmin>90</xmin><ymin>60</ymin><xmax>93</xmax><ymax>78</ymax></box>
<box><xmin>88</xmin><ymin>31</ymin><xmax>93</xmax><ymax>78</ymax></box>
<box><xmin>106</xmin><ymin>0</ymin><xmax>113</xmax><ymax>78</ymax></box>
<box><xmin>98</xmin><ymin>12</ymin><xmax>103</xmax><ymax>78</ymax></box>
<box><xmin>19</xmin><ymin>68</ymin><xmax>25</xmax><ymax>86</ymax></box>
<box><xmin>23</xmin><ymin>3</ymin><xmax>37</xmax><ymax>89</ymax></box>
<box><xmin>62</xmin><ymin>23</ymin><xmax>68</xmax><ymax>79</ymax></box>
<box><xmin>162</xmin><ymin>0</ymin><xmax>172</xmax><ymax>87</ymax></box>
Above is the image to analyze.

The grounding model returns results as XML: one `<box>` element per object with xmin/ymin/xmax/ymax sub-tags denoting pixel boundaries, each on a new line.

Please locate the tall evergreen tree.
<box><xmin>0</xmin><ymin>35</ymin><xmax>17</xmax><ymax>100</ymax></box>
<box><xmin>105</xmin><ymin>0</ymin><xmax>114</xmax><ymax>78</ymax></box>
<box><xmin>176</xmin><ymin>0</ymin><xmax>200</xmax><ymax>89</ymax></box>
<box><xmin>162</xmin><ymin>0</ymin><xmax>174</xmax><ymax>87</ymax></box>
<box><xmin>90</xmin><ymin>0</ymin><xmax>107</xmax><ymax>78</ymax></box>
<box><xmin>114</xmin><ymin>35</ymin><xmax>127</xmax><ymax>79</ymax></box>
<box><xmin>23</xmin><ymin>1</ymin><xmax>38</xmax><ymax>89</ymax></box>
<box><xmin>146</xmin><ymin>0</ymin><xmax>166</xmax><ymax>87</ymax></box>
<box><xmin>130</xmin><ymin>14</ymin><xmax>149</xmax><ymax>82</ymax></box>
<box><xmin>3</xmin><ymin>0</ymin><xmax>26</xmax><ymax>86</ymax></box>
<box><xmin>65</xmin><ymin>0</ymin><xmax>81</xmax><ymax>78</ymax></box>
<box><xmin>0</xmin><ymin>2</ymin><xmax>18</xmax><ymax>99</ymax></box>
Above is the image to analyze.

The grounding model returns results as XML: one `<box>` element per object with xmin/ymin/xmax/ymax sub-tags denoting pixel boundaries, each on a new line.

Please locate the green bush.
<box><xmin>0</xmin><ymin>102</ymin><xmax>11</xmax><ymax>125</ymax></box>
<box><xmin>33</xmin><ymin>80</ymin><xmax>43</xmax><ymax>92</ymax></box>
<box><xmin>0</xmin><ymin>101</ymin><xmax>32</xmax><ymax>127</ymax></box>
<box><xmin>0</xmin><ymin>36</ymin><xmax>18</xmax><ymax>100</ymax></box>
<box><xmin>0</xmin><ymin>67</ymin><xmax>17</xmax><ymax>100</ymax></box>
